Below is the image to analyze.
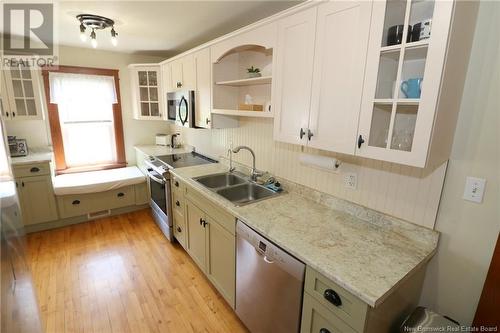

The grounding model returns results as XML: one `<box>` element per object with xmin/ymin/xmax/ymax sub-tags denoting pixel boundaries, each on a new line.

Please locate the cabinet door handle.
<box><xmin>30</xmin><ymin>167</ymin><xmax>40</xmax><ymax>173</ymax></box>
<box><xmin>175</xmin><ymin>200</ymin><xmax>180</xmax><ymax>207</ymax></box>
<box><xmin>299</xmin><ymin>128</ymin><xmax>306</xmax><ymax>139</ymax></box>
<box><xmin>202</xmin><ymin>220</ymin><xmax>207</xmax><ymax>228</ymax></box>
<box><xmin>319</xmin><ymin>329</ymin><xmax>331</xmax><ymax>333</ymax></box>
<box><xmin>357</xmin><ymin>135</ymin><xmax>365</xmax><ymax>148</ymax></box>
<box><xmin>6</xmin><ymin>112</ymin><xmax>9</xmax><ymax>117</ymax></box>
<box><xmin>323</xmin><ymin>289</ymin><xmax>342</xmax><ymax>307</ymax></box>
<box><xmin>174</xmin><ymin>181</ymin><xmax>179</xmax><ymax>187</ymax></box>
<box><xmin>177</xmin><ymin>82</ymin><xmax>182</xmax><ymax>88</ymax></box>
<box><xmin>307</xmin><ymin>129</ymin><xmax>314</xmax><ymax>141</ymax></box>
<box><xmin>117</xmin><ymin>192</ymin><xmax>125</xmax><ymax>197</ymax></box>
<box><xmin>72</xmin><ymin>200</ymin><xmax>81</xmax><ymax>205</ymax></box>
<box><xmin>12</xmin><ymin>112</ymin><xmax>15</xmax><ymax>118</ymax></box>
<box><xmin>15</xmin><ymin>182</ymin><xmax>18</xmax><ymax>188</ymax></box>
<box><xmin>176</xmin><ymin>226</ymin><xmax>182</xmax><ymax>233</ymax></box>
<box><xmin>199</xmin><ymin>218</ymin><xmax>203</xmax><ymax>226</ymax></box>
<box><xmin>206</xmin><ymin>118</ymin><xmax>210</xmax><ymax>125</ymax></box>
<box><xmin>21</xmin><ymin>181</ymin><xmax>24</xmax><ymax>187</ymax></box>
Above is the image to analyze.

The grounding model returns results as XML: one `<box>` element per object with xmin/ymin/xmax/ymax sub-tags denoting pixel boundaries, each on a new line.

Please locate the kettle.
<box><xmin>170</xmin><ymin>133</ymin><xmax>181</xmax><ymax>149</ymax></box>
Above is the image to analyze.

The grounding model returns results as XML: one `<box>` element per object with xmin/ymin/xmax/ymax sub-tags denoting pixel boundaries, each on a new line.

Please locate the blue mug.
<box><xmin>401</xmin><ymin>78</ymin><xmax>423</xmax><ymax>98</ymax></box>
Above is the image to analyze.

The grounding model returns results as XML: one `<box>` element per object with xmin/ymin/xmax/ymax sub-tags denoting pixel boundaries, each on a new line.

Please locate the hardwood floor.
<box><xmin>26</xmin><ymin>209</ymin><xmax>248</xmax><ymax>333</ymax></box>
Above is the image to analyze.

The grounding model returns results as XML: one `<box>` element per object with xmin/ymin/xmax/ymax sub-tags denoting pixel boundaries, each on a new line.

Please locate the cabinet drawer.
<box><xmin>13</xmin><ymin>162</ymin><xmax>50</xmax><ymax>178</ymax></box>
<box><xmin>185</xmin><ymin>186</ymin><xmax>235</xmax><ymax>235</ymax></box>
<box><xmin>173</xmin><ymin>208</ymin><xmax>187</xmax><ymax>250</ymax></box>
<box><xmin>105</xmin><ymin>186</ymin><xmax>136</xmax><ymax>210</ymax></box>
<box><xmin>305</xmin><ymin>267</ymin><xmax>367</xmax><ymax>332</ymax></box>
<box><xmin>59</xmin><ymin>194</ymin><xmax>93</xmax><ymax>218</ymax></box>
<box><xmin>172</xmin><ymin>189</ymin><xmax>185</xmax><ymax>215</ymax></box>
<box><xmin>301</xmin><ymin>293</ymin><xmax>357</xmax><ymax>333</ymax></box>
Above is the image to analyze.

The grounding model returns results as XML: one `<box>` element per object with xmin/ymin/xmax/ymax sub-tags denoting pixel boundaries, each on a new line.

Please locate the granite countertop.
<box><xmin>169</xmin><ymin>163</ymin><xmax>439</xmax><ymax>308</ymax></box>
<box><xmin>134</xmin><ymin>144</ymin><xmax>194</xmax><ymax>157</ymax></box>
<box><xmin>10</xmin><ymin>146</ymin><xmax>53</xmax><ymax>165</ymax></box>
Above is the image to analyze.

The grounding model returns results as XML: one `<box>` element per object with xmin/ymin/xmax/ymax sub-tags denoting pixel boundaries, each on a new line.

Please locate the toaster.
<box><xmin>155</xmin><ymin>134</ymin><xmax>170</xmax><ymax>146</ymax></box>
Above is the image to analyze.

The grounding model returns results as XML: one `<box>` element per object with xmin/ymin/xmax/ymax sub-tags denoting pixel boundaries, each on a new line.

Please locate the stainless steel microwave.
<box><xmin>166</xmin><ymin>90</ymin><xmax>195</xmax><ymax>128</ymax></box>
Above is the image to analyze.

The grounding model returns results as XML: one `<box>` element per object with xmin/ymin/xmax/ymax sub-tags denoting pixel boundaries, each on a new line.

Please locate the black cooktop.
<box><xmin>156</xmin><ymin>152</ymin><xmax>217</xmax><ymax>169</ymax></box>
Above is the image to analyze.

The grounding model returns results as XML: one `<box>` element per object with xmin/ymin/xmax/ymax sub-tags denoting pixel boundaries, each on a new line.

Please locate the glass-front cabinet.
<box><xmin>356</xmin><ymin>0</ymin><xmax>454</xmax><ymax>167</ymax></box>
<box><xmin>2</xmin><ymin>64</ymin><xmax>44</xmax><ymax>121</ymax></box>
<box><xmin>130</xmin><ymin>65</ymin><xmax>164</xmax><ymax>120</ymax></box>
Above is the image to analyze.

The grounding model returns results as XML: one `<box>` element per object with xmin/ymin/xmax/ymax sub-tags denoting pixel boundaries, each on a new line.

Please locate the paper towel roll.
<box><xmin>299</xmin><ymin>153</ymin><xmax>341</xmax><ymax>172</ymax></box>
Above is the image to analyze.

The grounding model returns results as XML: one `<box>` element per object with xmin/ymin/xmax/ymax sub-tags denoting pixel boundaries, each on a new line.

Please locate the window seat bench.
<box><xmin>53</xmin><ymin>166</ymin><xmax>146</xmax><ymax>195</ymax></box>
<box><xmin>52</xmin><ymin>166</ymin><xmax>149</xmax><ymax>220</ymax></box>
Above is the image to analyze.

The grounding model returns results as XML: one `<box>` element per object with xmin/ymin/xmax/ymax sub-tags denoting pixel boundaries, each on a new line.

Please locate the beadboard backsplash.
<box><xmin>170</xmin><ymin>118</ymin><xmax>446</xmax><ymax>229</ymax></box>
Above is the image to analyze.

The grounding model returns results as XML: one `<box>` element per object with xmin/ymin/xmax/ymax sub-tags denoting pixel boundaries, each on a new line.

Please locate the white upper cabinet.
<box><xmin>308</xmin><ymin>1</ymin><xmax>372</xmax><ymax>154</ymax></box>
<box><xmin>273</xmin><ymin>7</ymin><xmax>317</xmax><ymax>146</ymax></box>
<box><xmin>356</xmin><ymin>0</ymin><xmax>472</xmax><ymax>168</ymax></box>
<box><xmin>3</xmin><ymin>64</ymin><xmax>44</xmax><ymax>121</ymax></box>
<box><xmin>130</xmin><ymin>65</ymin><xmax>164</xmax><ymax>120</ymax></box>
<box><xmin>193</xmin><ymin>48</ymin><xmax>212</xmax><ymax>128</ymax></box>
<box><xmin>169</xmin><ymin>55</ymin><xmax>196</xmax><ymax>91</ymax></box>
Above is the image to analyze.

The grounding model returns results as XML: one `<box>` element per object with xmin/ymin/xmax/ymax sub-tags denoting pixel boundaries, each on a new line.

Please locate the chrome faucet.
<box><xmin>232</xmin><ymin>146</ymin><xmax>262</xmax><ymax>181</ymax></box>
<box><xmin>228</xmin><ymin>148</ymin><xmax>236</xmax><ymax>173</ymax></box>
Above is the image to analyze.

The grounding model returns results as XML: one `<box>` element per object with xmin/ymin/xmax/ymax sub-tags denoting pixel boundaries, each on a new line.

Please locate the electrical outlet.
<box><xmin>344</xmin><ymin>172</ymin><xmax>357</xmax><ymax>190</ymax></box>
<box><xmin>463</xmin><ymin>177</ymin><xmax>486</xmax><ymax>203</ymax></box>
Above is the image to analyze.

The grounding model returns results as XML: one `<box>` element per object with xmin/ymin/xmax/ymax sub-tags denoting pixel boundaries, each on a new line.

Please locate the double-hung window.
<box><xmin>42</xmin><ymin>66</ymin><xmax>126</xmax><ymax>174</ymax></box>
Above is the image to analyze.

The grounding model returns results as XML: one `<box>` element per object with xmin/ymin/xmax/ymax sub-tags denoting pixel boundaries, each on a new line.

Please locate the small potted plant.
<box><xmin>247</xmin><ymin>66</ymin><xmax>261</xmax><ymax>78</ymax></box>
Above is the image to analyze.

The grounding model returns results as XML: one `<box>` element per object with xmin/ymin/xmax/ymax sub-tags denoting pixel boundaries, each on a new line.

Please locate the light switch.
<box><xmin>463</xmin><ymin>177</ymin><xmax>486</xmax><ymax>203</ymax></box>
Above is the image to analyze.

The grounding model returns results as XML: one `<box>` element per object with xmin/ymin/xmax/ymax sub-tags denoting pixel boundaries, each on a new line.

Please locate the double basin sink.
<box><xmin>194</xmin><ymin>172</ymin><xmax>280</xmax><ymax>206</ymax></box>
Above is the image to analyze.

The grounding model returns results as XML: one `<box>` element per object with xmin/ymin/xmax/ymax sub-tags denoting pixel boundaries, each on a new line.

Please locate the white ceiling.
<box><xmin>54</xmin><ymin>1</ymin><xmax>300</xmax><ymax>57</ymax></box>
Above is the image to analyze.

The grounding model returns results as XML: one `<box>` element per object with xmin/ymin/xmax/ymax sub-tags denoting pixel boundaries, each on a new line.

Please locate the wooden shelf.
<box><xmin>215</xmin><ymin>76</ymin><xmax>272</xmax><ymax>87</ymax></box>
<box><xmin>380</xmin><ymin>39</ymin><xmax>429</xmax><ymax>54</ymax></box>
<box><xmin>212</xmin><ymin>108</ymin><xmax>274</xmax><ymax>118</ymax></box>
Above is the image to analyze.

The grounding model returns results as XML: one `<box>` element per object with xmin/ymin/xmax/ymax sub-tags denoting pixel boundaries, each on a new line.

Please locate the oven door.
<box><xmin>148</xmin><ymin>170</ymin><xmax>167</xmax><ymax>215</ymax></box>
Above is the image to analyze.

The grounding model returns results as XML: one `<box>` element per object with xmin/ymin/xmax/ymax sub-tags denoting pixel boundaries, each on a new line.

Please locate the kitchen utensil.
<box><xmin>387</xmin><ymin>25</ymin><xmax>412</xmax><ymax>46</ymax></box>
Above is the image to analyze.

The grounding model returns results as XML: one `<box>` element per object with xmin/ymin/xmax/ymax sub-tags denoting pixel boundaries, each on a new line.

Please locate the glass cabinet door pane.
<box><xmin>140</xmin><ymin>102</ymin><xmax>150</xmax><ymax>116</ymax></box>
<box><xmin>26</xmin><ymin>99</ymin><xmax>37</xmax><ymax>116</ymax></box>
<box><xmin>12</xmin><ymin>80</ymin><xmax>24</xmax><ymax>97</ymax></box>
<box><xmin>368</xmin><ymin>103</ymin><xmax>392</xmax><ymax>148</ymax></box>
<box><xmin>375</xmin><ymin>51</ymin><xmax>400</xmax><ymax>99</ymax></box>
<box><xmin>408</xmin><ymin>0</ymin><xmax>435</xmax><ymax>43</ymax></box>
<box><xmin>21</xmin><ymin>69</ymin><xmax>32</xmax><ymax>79</ymax></box>
<box><xmin>139</xmin><ymin>87</ymin><xmax>149</xmax><ymax>101</ymax></box>
<box><xmin>138</xmin><ymin>71</ymin><xmax>148</xmax><ymax>85</ymax></box>
<box><xmin>148</xmin><ymin>71</ymin><xmax>157</xmax><ymax>86</ymax></box>
<box><xmin>10</xmin><ymin>68</ymin><xmax>21</xmax><ymax>79</ymax></box>
<box><xmin>398</xmin><ymin>47</ymin><xmax>427</xmax><ymax>99</ymax></box>
<box><xmin>149</xmin><ymin>87</ymin><xmax>158</xmax><ymax>101</ymax></box>
<box><xmin>23</xmin><ymin>80</ymin><xmax>34</xmax><ymax>97</ymax></box>
<box><xmin>150</xmin><ymin>102</ymin><xmax>159</xmax><ymax>117</ymax></box>
<box><xmin>390</xmin><ymin>104</ymin><xmax>418</xmax><ymax>151</ymax></box>
<box><xmin>15</xmin><ymin>99</ymin><xmax>27</xmax><ymax>116</ymax></box>
<box><xmin>382</xmin><ymin>0</ymin><xmax>408</xmax><ymax>47</ymax></box>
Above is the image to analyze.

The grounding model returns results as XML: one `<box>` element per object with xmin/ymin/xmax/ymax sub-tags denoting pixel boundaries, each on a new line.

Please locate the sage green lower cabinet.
<box><xmin>185</xmin><ymin>190</ymin><xmax>236</xmax><ymax>308</ymax></box>
<box><xmin>186</xmin><ymin>200</ymin><xmax>207</xmax><ymax>269</ymax></box>
<box><xmin>301</xmin><ymin>266</ymin><xmax>427</xmax><ymax>333</ymax></box>
<box><xmin>17</xmin><ymin>175</ymin><xmax>58</xmax><ymax>225</ymax></box>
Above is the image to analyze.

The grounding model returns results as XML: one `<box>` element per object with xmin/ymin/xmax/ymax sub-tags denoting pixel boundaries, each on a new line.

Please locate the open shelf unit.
<box><xmin>212</xmin><ymin>108</ymin><xmax>274</xmax><ymax>118</ymax></box>
<box><xmin>212</xmin><ymin>45</ymin><xmax>273</xmax><ymax>118</ymax></box>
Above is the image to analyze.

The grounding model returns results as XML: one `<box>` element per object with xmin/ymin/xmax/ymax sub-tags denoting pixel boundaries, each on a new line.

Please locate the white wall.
<box><xmin>419</xmin><ymin>2</ymin><xmax>500</xmax><ymax>325</ymax></box>
<box><xmin>5</xmin><ymin>45</ymin><xmax>169</xmax><ymax>165</ymax></box>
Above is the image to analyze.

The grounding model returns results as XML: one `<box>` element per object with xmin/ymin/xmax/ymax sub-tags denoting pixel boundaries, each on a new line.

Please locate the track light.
<box><xmin>79</xmin><ymin>23</ymin><xmax>87</xmax><ymax>42</ymax></box>
<box><xmin>111</xmin><ymin>27</ymin><xmax>118</xmax><ymax>46</ymax></box>
<box><xmin>90</xmin><ymin>29</ymin><xmax>97</xmax><ymax>48</ymax></box>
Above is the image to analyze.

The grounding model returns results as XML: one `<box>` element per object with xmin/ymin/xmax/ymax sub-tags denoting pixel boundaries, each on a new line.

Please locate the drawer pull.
<box><xmin>30</xmin><ymin>167</ymin><xmax>40</xmax><ymax>173</ymax></box>
<box><xmin>319</xmin><ymin>329</ymin><xmax>331</xmax><ymax>333</ymax></box>
<box><xmin>72</xmin><ymin>200</ymin><xmax>81</xmax><ymax>205</ymax></box>
<box><xmin>324</xmin><ymin>289</ymin><xmax>342</xmax><ymax>307</ymax></box>
<box><xmin>177</xmin><ymin>226</ymin><xmax>182</xmax><ymax>233</ymax></box>
<box><xmin>175</xmin><ymin>200</ymin><xmax>180</xmax><ymax>206</ymax></box>
<box><xmin>117</xmin><ymin>192</ymin><xmax>125</xmax><ymax>197</ymax></box>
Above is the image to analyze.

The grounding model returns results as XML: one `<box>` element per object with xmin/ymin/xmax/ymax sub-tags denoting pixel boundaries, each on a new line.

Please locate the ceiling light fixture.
<box><xmin>76</xmin><ymin>14</ymin><xmax>118</xmax><ymax>48</ymax></box>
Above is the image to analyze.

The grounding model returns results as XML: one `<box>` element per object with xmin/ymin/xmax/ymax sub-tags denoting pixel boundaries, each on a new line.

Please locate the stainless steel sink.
<box><xmin>195</xmin><ymin>172</ymin><xmax>247</xmax><ymax>189</ymax></box>
<box><xmin>216</xmin><ymin>182</ymin><xmax>279</xmax><ymax>206</ymax></box>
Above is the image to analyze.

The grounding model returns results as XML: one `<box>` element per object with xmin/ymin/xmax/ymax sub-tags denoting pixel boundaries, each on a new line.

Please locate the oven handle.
<box><xmin>148</xmin><ymin>171</ymin><xmax>166</xmax><ymax>185</ymax></box>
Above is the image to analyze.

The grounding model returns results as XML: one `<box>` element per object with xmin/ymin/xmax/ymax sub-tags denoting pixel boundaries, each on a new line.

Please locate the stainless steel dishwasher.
<box><xmin>236</xmin><ymin>220</ymin><xmax>305</xmax><ymax>333</ymax></box>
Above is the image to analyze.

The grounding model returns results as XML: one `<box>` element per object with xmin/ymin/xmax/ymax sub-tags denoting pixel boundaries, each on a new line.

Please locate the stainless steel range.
<box><xmin>144</xmin><ymin>151</ymin><xmax>216</xmax><ymax>242</ymax></box>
